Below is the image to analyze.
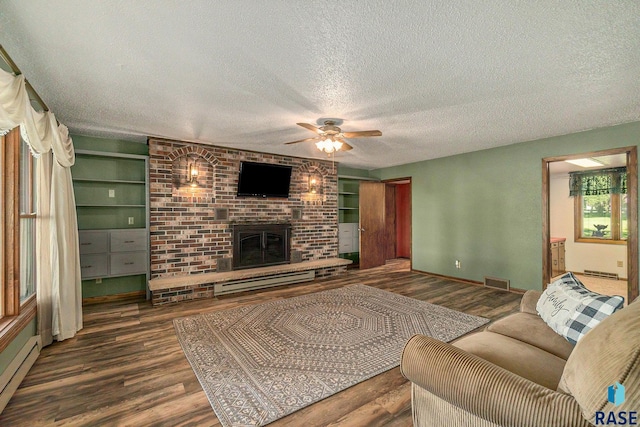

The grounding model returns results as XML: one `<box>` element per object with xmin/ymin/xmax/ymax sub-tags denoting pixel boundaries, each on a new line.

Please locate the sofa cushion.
<box><xmin>453</xmin><ymin>331</ymin><xmax>566</xmax><ymax>390</ymax></box>
<box><xmin>537</xmin><ymin>272</ymin><xmax>624</xmax><ymax>344</ymax></box>
<box><xmin>558</xmin><ymin>298</ymin><xmax>640</xmax><ymax>423</ymax></box>
<box><xmin>519</xmin><ymin>290</ymin><xmax>542</xmax><ymax>315</ymax></box>
<box><xmin>487</xmin><ymin>312</ymin><xmax>574</xmax><ymax>360</ymax></box>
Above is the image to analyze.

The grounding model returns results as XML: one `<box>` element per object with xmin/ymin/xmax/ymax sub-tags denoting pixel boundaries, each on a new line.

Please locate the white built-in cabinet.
<box><xmin>338</xmin><ymin>223</ymin><xmax>360</xmax><ymax>254</ymax></box>
<box><xmin>79</xmin><ymin>229</ymin><xmax>149</xmax><ymax>279</ymax></box>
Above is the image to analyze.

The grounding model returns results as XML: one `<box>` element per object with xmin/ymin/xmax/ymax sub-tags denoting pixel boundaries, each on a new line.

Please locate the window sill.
<box><xmin>575</xmin><ymin>238</ymin><xmax>627</xmax><ymax>245</ymax></box>
<box><xmin>0</xmin><ymin>296</ymin><xmax>36</xmax><ymax>353</ymax></box>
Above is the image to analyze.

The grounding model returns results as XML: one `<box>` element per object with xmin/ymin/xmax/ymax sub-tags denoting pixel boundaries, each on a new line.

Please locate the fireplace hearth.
<box><xmin>232</xmin><ymin>224</ymin><xmax>291</xmax><ymax>270</ymax></box>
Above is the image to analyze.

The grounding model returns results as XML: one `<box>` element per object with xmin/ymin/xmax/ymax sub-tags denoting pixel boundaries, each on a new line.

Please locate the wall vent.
<box><xmin>292</xmin><ymin>208</ymin><xmax>303</xmax><ymax>220</ymax></box>
<box><xmin>484</xmin><ymin>276</ymin><xmax>510</xmax><ymax>291</ymax></box>
<box><xmin>215</xmin><ymin>208</ymin><xmax>229</xmax><ymax>221</ymax></box>
<box><xmin>216</xmin><ymin>258</ymin><xmax>232</xmax><ymax>272</ymax></box>
<box><xmin>291</xmin><ymin>250</ymin><xmax>302</xmax><ymax>264</ymax></box>
<box><xmin>584</xmin><ymin>270</ymin><xmax>619</xmax><ymax>280</ymax></box>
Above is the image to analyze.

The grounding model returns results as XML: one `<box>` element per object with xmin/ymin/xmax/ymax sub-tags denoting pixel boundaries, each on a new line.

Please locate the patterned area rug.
<box><xmin>173</xmin><ymin>284</ymin><xmax>489</xmax><ymax>427</ymax></box>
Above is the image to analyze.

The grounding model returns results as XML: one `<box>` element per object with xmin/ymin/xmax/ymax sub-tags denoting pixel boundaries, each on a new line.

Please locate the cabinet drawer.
<box><xmin>79</xmin><ymin>231</ymin><xmax>109</xmax><ymax>254</ymax></box>
<box><xmin>110</xmin><ymin>229</ymin><xmax>147</xmax><ymax>252</ymax></box>
<box><xmin>80</xmin><ymin>254</ymin><xmax>108</xmax><ymax>278</ymax></box>
<box><xmin>339</xmin><ymin>241</ymin><xmax>353</xmax><ymax>253</ymax></box>
<box><xmin>110</xmin><ymin>252</ymin><xmax>148</xmax><ymax>275</ymax></box>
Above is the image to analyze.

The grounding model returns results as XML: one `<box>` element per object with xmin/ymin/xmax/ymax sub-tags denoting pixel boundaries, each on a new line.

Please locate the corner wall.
<box><xmin>371</xmin><ymin>121</ymin><xmax>640</xmax><ymax>291</ymax></box>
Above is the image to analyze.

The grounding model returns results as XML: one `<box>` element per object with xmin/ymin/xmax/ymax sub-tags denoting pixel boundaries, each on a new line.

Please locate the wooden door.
<box><xmin>359</xmin><ymin>181</ymin><xmax>386</xmax><ymax>269</ymax></box>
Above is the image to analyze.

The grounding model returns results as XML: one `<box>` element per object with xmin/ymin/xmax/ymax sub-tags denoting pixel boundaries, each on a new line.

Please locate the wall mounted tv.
<box><xmin>237</xmin><ymin>161</ymin><xmax>293</xmax><ymax>198</ymax></box>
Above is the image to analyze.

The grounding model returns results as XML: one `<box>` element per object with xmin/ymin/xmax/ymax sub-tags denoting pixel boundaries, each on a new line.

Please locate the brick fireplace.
<box><xmin>232</xmin><ymin>223</ymin><xmax>291</xmax><ymax>270</ymax></box>
<box><xmin>148</xmin><ymin>137</ymin><xmax>340</xmax><ymax>284</ymax></box>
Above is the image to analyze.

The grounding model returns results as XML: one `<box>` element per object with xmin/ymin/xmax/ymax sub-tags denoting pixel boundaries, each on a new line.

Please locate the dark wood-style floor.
<box><xmin>1</xmin><ymin>259</ymin><xmax>523</xmax><ymax>426</ymax></box>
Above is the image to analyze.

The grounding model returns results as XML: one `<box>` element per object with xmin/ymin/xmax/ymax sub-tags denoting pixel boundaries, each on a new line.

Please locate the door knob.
<box><xmin>359</xmin><ymin>228</ymin><xmax>365</xmax><ymax>232</ymax></box>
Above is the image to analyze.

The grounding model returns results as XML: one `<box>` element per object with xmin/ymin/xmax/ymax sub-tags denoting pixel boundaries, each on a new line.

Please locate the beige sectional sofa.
<box><xmin>401</xmin><ymin>290</ymin><xmax>639</xmax><ymax>426</ymax></box>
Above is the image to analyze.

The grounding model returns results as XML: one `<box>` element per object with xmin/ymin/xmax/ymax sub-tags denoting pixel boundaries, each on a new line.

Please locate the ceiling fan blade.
<box><xmin>341</xmin><ymin>130</ymin><xmax>382</xmax><ymax>138</ymax></box>
<box><xmin>297</xmin><ymin>122</ymin><xmax>323</xmax><ymax>134</ymax></box>
<box><xmin>284</xmin><ymin>136</ymin><xmax>322</xmax><ymax>145</ymax></box>
<box><xmin>334</xmin><ymin>137</ymin><xmax>353</xmax><ymax>151</ymax></box>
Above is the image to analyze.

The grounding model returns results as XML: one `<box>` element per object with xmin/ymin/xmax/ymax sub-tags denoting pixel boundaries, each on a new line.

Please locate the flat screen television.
<box><xmin>237</xmin><ymin>161</ymin><xmax>293</xmax><ymax>198</ymax></box>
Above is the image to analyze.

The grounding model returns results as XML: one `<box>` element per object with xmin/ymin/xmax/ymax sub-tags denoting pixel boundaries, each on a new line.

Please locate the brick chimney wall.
<box><xmin>148</xmin><ymin>137</ymin><xmax>339</xmax><ymax>279</ymax></box>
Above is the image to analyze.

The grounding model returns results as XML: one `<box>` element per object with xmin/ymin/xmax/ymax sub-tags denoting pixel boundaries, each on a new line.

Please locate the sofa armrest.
<box><xmin>520</xmin><ymin>290</ymin><xmax>542</xmax><ymax>314</ymax></box>
<box><xmin>401</xmin><ymin>335</ymin><xmax>589</xmax><ymax>427</ymax></box>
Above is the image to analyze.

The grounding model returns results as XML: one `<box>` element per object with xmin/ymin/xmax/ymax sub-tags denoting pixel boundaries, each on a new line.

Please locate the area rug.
<box><xmin>173</xmin><ymin>284</ymin><xmax>489</xmax><ymax>427</ymax></box>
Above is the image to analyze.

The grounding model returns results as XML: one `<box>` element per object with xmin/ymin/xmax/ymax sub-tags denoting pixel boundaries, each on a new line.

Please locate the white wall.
<box><xmin>550</xmin><ymin>175</ymin><xmax>627</xmax><ymax>278</ymax></box>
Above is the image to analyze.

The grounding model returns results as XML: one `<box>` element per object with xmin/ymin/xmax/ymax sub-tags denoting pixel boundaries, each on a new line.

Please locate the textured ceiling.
<box><xmin>1</xmin><ymin>1</ymin><xmax>639</xmax><ymax>169</ymax></box>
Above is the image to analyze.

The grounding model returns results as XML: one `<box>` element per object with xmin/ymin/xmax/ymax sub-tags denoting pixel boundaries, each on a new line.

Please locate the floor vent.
<box><xmin>583</xmin><ymin>270</ymin><xmax>619</xmax><ymax>280</ymax></box>
<box><xmin>484</xmin><ymin>276</ymin><xmax>510</xmax><ymax>291</ymax></box>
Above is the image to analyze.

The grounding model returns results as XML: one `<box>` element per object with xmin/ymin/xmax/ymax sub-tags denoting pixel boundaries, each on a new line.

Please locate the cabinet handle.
<box><xmin>124</xmin><ymin>262</ymin><xmax>134</xmax><ymax>265</ymax></box>
<box><xmin>81</xmin><ymin>265</ymin><xmax>92</xmax><ymax>269</ymax></box>
<box><xmin>124</xmin><ymin>240</ymin><xmax>135</xmax><ymax>243</ymax></box>
<box><xmin>80</xmin><ymin>243</ymin><xmax>91</xmax><ymax>246</ymax></box>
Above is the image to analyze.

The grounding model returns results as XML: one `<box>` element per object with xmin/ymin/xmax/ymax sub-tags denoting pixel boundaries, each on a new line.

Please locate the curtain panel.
<box><xmin>0</xmin><ymin>67</ymin><xmax>82</xmax><ymax>346</ymax></box>
<box><xmin>569</xmin><ymin>167</ymin><xmax>627</xmax><ymax>197</ymax></box>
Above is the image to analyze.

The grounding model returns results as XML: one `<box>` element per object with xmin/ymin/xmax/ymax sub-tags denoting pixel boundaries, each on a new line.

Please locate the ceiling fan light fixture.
<box><xmin>315</xmin><ymin>137</ymin><xmax>343</xmax><ymax>154</ymax></box>
<box><xmin>286</xmin><ymin>120</ymin><xmax>381</xmax><ymax>154</ymax></box>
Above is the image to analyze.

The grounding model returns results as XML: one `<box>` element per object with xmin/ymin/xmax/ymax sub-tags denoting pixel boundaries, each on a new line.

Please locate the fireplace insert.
<box><xmin>232</xmin><ymin>224</ymin><xmax>291</xmax><ymax>270</ymax></box>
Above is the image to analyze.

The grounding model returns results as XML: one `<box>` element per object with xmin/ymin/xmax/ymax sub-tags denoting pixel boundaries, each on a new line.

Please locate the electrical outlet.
<box><xmin>455</xmin><ymin>260</ymin><xmax>461</xmax><ymax>269</ymax></box>
<box><xmin>96</xmin><ymin>278</ymin><xmax>102</xmax><ymax>284</ymax></box>
<box><xmin>617</xmin><ymin>260</ymin><xmax>624</xmax><ymax>268</ymax></box>
<box><xmin>108</xmin><ymin>189</ymin><xmax>115</xmax><ymax>198</ymax></box>
<box><xmin>128</xmin><ymin>217</ymin><xmax>134</xmax><ymax>225</ymax></box>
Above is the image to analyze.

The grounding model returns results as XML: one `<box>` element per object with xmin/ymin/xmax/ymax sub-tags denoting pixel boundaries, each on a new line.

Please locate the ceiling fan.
<box><xmin>284</xmin><ymin>120</ymin><xmax>382</xmax><ymax>154</ymax></box>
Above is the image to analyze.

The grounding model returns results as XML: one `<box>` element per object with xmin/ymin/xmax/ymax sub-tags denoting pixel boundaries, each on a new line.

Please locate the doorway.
<box><xmin>542</xmin><ymin>147</ymin><xmax>638</xmax><ymax>302</ymax></box>
<box><xmin>359</xmin><ymin>179</ymin><xmax>411</xmax><ymax>269</ymax></box>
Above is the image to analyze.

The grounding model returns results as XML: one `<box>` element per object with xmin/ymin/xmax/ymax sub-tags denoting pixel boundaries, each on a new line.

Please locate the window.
<box><xmin>19</xmin><ymin>136</ymin><xmax>36</xmax><ymax>303</ymax></box>
<box><xmin>0</xmin><ymin>128</ymin><xmax>37</xmax><ymax>352</ymax></box>
<box><xmin>571</xmin><ymin>167</ymin><xmax>627</xmax><ymax>244</ymax></box>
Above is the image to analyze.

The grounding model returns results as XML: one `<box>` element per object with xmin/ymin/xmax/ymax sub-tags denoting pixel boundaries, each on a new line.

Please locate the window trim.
<box><xmin>573</xmin><ymin>192</ymin><xmax>627</xmax><ymax>245</ymax></box>
<box><xmin>0</xmin><ymin>127</ymin><xmax>36</xmax><ymax>353</ymax></box>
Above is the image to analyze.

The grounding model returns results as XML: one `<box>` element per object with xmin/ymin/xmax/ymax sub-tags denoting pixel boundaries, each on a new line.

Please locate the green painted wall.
<box><xmin>338</xmin><ymin>165</ymin><xmax>371</xmax><ymax>179</ymax></box>
<box><xmin>0</xmin><ymin>319</ymin><xmax>36</xmax><ymax>377</ymax></box>
<box><xmin>72</xmin><ymin>134</ymin><xmax>149</xmax><ymax>156</ymax></box>
<box><xmin>71</xmin><ymin>134</ymin><xmax>148</xmax><ymax>299</ymax></box>
<box><xmin>371</xmin><ymin>121</ymin><xmax>640</xmax><ymax>291</ymax></box>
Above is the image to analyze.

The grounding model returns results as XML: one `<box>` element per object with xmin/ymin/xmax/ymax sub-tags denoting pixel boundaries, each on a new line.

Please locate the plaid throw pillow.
<box><xmin>565</xmin><ymin>294</ymin><xmax>624</xmax><ymax>344</ymax></box>
<box><xmin>537</xmin><ymin>272</ymin><xmax>624</xmax><ymax>344</ymax></box>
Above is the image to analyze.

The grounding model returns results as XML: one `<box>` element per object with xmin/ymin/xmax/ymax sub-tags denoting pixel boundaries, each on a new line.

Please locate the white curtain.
<box><xmin>0</xmin><ymin>67</ymin><xmax>82</xmax><ymax>346</ymax></box>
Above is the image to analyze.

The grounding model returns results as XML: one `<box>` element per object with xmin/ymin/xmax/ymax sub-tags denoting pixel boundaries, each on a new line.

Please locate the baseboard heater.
<box><xmin>214</xmin><ymin>270</ymin><xmax>315</xmax><ymax>296</ymax></box>
<box><xmin>0</xmin><ymin>335</ymin><xmax>41</xmax><ymax>413</ymax></box>
<box><xmin>484</xmin><ymin>276</ymin><xmax>510</xmax><ymax>291</ymax></box>
<box><xmin>584</xmin><ymin>270</ymin><xmax>619</xmax><ymax>280</ymax></box>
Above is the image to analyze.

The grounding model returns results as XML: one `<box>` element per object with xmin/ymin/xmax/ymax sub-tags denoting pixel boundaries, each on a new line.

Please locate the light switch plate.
<box><xmin>128</xmin><ymin>217</ymin><xmax>134</xmax><ymax>225</ymax></box>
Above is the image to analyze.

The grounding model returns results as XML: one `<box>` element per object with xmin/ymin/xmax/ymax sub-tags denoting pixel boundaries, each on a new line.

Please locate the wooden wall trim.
<box><xmin>3</xmin><ymin>129</ymin><xmax>20</xmax><ymax>317</ymax></box>
<box><xmin>626</xmin><ymin>147</ymin><xmax>638</xmax><ymax>301</ymax></box>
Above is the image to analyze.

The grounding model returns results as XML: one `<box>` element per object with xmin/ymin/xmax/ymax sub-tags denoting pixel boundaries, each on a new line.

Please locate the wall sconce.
<box><xmin>188</xmin><ymin>157</ymin><xmax>199</xmax><ymax>188</ymax></box>
<box><xmin>308</xmin><ymin>174</ymin><xmax>322</xmax><ymax>194</ymax></box>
